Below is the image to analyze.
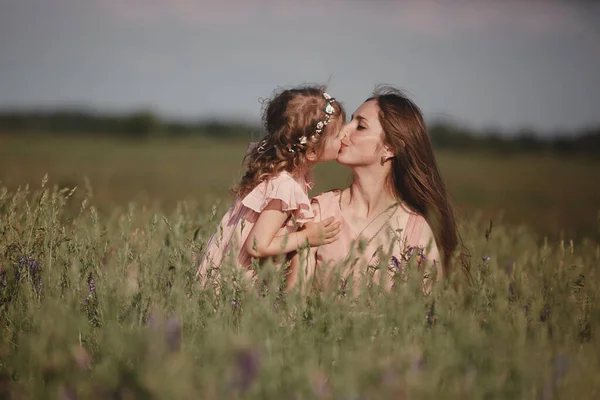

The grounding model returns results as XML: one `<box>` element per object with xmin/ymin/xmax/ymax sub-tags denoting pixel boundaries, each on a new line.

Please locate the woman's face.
<box><xmin>337</xmin><ymin>100</ymin><xmax>387</xmax><ymax>166</ymax></box>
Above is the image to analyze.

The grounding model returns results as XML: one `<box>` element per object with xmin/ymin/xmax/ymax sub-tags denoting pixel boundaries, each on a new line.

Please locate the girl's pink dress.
<box><xmin>309</xmin><ymin>190</ymin><xmax>427</xmax><ymax>292</ymax></box>
<box><xmin>196</xmin><ymin>171</ymin><xmax>314</xmax><ymax>287</ymax></box>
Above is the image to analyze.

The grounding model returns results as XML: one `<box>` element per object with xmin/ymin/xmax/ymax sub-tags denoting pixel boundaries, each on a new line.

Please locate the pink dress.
<box><xmin>310</xmin><ymin>190</ymin><xmax>427</xmax><ymax>292</ymax></box>
<box><xmin>196</xmin><ymin>171</ymin><xmax>314</xmax><ymax>287</ymax></box>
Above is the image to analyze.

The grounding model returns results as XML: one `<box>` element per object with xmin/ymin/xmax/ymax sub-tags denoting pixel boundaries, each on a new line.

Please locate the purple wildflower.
<box><xmin>18</xmin><ymin>255</ymin><xmax>42</xmax><ymax>294</ymax></box>
<box><xmin>540</xmin><ymin>304</ymin><xmax>551</xmax><ymax>322</ymax></box>
<box><xmin>482</xmin><ymin>256</ymin><xmax>491</xmax><ymax>262</ymax></box>
<box><xmin>425</xmin><ymin>313</ymin><xmax>434</xmax><ymax>331</ymax></box>
<box><xmin>390</xmin><ymin>256</ymin><xmax>401</xmax><ymax>272</ymax></box>
<box><xmin>508</xmin><ymin>283</ymin><xmax>516</xmax><ymax>302</ymax></box>
<box><xmin>0</xmin><ymin>263</ymin><xmax>6</xmax><ymax>291</ymax></box>
<box><xmin>14</xmin><ymin>262</ymin><xmax>21</xmax><ymax>282</ymax></box>
<box><xmin>234</xmin><ymin>348</ymin><xmax>261</xmax><ymax>391</ymax></box>
<box><xmin>86</xmin><ymin>273</ymin><xmax>96</xmax><ymax>300</ymax></box>
<box><xmin>338</xmin><ymin>278</ymin><xmax>348</xmax><ymax>298</ymax></box>
<box><xmin>425</xmin><ymin>303</ymin><xmax>435</xmax><ymax>331</ymax></box>
<box><xmin>165</xmin><ymin>317</ymin><xmax>182</xmax><ymax>352</ymax></box>
<box><xmin>231</xmin><ymin>297</ymin><xmax>240</xmax><ymax>310</ymax></box>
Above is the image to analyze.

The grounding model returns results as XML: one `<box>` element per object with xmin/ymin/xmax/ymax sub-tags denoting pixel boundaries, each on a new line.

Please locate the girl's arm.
<box><xmin>245</xmin><ymin>199</ymin><xmax>340</xmax><ymax>258</ymax></box>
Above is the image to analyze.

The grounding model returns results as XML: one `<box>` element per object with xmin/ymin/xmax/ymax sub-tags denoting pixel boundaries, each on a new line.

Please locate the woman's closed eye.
<box><xmin>349</xmin><ymin>114</ymin><xmax>367</xmax><ymax>131</ymax></box>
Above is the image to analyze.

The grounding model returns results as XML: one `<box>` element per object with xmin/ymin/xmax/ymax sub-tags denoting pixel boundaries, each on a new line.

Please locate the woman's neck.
<box><xmin>345</xmin><ymin>165</ymin><xmax>397</xmax><ymax>218</ymax></box>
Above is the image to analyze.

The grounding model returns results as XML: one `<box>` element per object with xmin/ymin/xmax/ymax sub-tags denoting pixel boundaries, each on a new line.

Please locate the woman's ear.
<box><xmin>384</xmin><ymin>139</ymin><xmax>405</xmax><ymax>157</ymax></box>
<box><xmin>382</xmin><ymin>145</ymin><xmax>395</xmax><ymax>159</ymax></box>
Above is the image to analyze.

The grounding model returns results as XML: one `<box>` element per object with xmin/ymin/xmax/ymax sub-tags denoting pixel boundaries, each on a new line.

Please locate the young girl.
<box><xmin>195</xmin><ymin>86</ymin><xmax>346</xmax><ymax>289</ymax></box>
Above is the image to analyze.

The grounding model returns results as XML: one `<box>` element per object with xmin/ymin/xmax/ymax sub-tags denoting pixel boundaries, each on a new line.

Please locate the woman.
<box><xmin>290</xmin><ymin>86</ymin><xmax>468</xmax><ymax>293</ymax></box>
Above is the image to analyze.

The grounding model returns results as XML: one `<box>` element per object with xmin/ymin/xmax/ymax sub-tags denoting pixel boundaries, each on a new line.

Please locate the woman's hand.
<box><xmin>302</xmin><ymin>216</ymin><xmax>341</xmax><ymax>246</ymax></box>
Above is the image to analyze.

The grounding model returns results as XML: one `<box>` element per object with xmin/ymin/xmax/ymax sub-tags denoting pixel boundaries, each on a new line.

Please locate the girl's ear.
<box><xmin>306</xmin><ymin>149</ymin><xmax>318</xmax><ymax>162</ymax></box>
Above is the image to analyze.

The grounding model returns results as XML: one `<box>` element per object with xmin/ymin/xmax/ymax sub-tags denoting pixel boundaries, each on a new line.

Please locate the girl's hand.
<box><xmin>303</xmin><ymin>217</ymin><xmax>341</xmax><ymax>246</ymax></box>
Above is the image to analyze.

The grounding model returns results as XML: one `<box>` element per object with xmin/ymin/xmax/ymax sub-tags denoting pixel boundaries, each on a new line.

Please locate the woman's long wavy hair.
<box><xmin>368</xmin><ymin>86</ymin><xmax>470</xmax><ymax>279</ymax></box>
<box><xmin>233</xmin><ymin>85</ymin><xmax>345</xmax><ymax>198</ymax></box>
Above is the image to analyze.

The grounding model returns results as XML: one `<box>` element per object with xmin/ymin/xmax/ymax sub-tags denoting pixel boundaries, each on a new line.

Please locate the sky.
<box><xmin>1</xmin><ymin>0</ymin><xmax>599</xmax><ymax>134</ymax></box>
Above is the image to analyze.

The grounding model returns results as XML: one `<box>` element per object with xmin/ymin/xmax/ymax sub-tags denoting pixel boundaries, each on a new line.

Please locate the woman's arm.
<box><xmin>245</xmin><ymin>199</ymin><xmax>340</xmax><ymax>258</ymax></box>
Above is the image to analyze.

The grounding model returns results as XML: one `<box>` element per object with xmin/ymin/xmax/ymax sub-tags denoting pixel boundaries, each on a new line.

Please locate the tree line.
<box><xmin>0</xmin><ymin>109</ymin><xmax>598</xmax><ymax>155</ymax></box>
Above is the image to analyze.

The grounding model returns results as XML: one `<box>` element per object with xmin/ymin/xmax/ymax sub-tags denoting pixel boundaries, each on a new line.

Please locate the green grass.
<box><xmin>0</xmin><ymin>134</ymin><xmax>599</xmax><ymax>397</ymax></box>
<box><xmin>0</xmin><ymin>178</ymin><xmax>599</xmax><ymax>398</ymax></box>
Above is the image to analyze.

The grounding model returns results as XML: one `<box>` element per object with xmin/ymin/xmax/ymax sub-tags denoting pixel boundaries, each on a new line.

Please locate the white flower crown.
<box><xmin>292</xmin><ymin>92</ymin><xmax>337</xmax><ymax>153</ymax></box>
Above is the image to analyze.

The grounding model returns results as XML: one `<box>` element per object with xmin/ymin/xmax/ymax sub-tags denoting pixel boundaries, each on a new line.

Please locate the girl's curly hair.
<box><xmin>232</xmin><ymin>85</ymin><xmax>346</xmax><ymax>198</ymax></box>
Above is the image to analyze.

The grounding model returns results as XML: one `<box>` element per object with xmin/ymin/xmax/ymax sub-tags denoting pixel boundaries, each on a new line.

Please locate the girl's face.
<box><xmin>316</xmin><ymin>117</ymin><xmax>343</xmax><ymax>162</ymax></box>
<box><xmin>337</xmin><ymin>100</ymin><xmax>388</xmax><ymax>166</ymax></box>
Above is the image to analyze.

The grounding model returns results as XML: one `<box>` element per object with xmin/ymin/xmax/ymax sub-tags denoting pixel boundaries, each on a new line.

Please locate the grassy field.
<box><xmin>0</xmin><ymin>134</ymin><xmax>599</xmax><ymax>398</ymax></box>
